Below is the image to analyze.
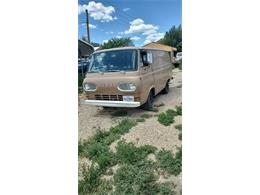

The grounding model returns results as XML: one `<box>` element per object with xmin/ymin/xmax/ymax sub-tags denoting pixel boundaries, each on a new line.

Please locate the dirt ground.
<box><xmin>78</xmin><ymin>68</ymin><xmax>182</xmax><ymax>194</ymax></box>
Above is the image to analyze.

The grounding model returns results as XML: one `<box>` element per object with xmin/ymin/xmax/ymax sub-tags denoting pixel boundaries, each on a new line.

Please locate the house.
<box><xmin>143</xmin><ymin>42</ymin><xmax>177</xmax><ymax>63</ymax></box>
<box><xmin>78</xmin><ymin>39</ymin><xmax>94</xmax><ymax>75</ymax></box>
<box><xmin>78</xmin><ymin>39</ymin><xmax>94</xmax><ymax>58</ymax></box>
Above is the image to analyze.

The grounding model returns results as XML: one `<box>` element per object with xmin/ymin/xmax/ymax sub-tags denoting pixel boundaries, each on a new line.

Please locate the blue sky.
<box><xmin>78</xmin><ymin>0</ymin><xmax>181</xmax><ymax>46</ymax></box>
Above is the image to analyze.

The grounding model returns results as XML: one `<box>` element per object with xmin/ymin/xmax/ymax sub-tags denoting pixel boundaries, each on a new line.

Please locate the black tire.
<box><xmin>162</xmin><ymin>81</ymin><xmax>170</xmax><ymax>94</ymax></box>
<box><xmin>142</xmin><ymin>91</ymin><xmax>154</xmax><ymax>110</ymax></box>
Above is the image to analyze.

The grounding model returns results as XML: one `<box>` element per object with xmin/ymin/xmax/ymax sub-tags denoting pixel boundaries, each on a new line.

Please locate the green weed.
<box><xmin>156</xmin><ymin>147</ymin><xmax>182</xmax><ymax>176</ymax></box>
<box><xmin>158</xmin><ymin>109</ymin><xmax>176</xmax><ymax>126</ymax></box>
<box><xmin>175</xmin><ymin>124</ymin><xmax>182</xmax><ymax>141</ymax></box>
<box><xmin>115</xmin><ymin>140</ymin><xmax>156</xmax><ymax>164</ymax></box>
<box><xmin>136</xmin><ymin>118</ymin><xmax>145</xmax><ymax>123</ymax></box>
<box><xmin>114</xmin><ymin>161</ymin><xmax>158</xmax><ymax>194</ymax></box>
<box><xmin>78</xmin><ymin>164</ymin><xmax>102</xmax><ymax>194</ymax></box>
<box><xmin>175</xmin><ymin>105</ymin><xmax>182</xmax><ymax>115</ymax></box>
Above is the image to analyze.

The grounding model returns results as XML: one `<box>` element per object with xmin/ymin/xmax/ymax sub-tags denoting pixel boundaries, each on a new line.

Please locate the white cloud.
<box><xmin>102</xmin><ymin>40</ymin><xmax>109</xmax><ymax>43</ymax></box>
<box><xmin>124</xmin><ymin>18</ymin><xmax>158</xmax><ymax>35</ymax></box>
<box><xmin>89</xmin><ymin>24</ymin><xmax>97</xmax><ymax>29</ymax></box>
<box><xmin>124</xmin><ymin>18</ymin><xmax>164</xmax><ymax>45</ymax></box>
<box><xmin>131</xmin><ymin>36</ymin><xmax>141</xmax><ymax>41</ymax></box>
<box><xmin>144</xmin><ymin>32</ymin><xmax>165</xmax><ymax>45</ymax></box>
<box><xmin>116</xmin><ymin>35</ymin><xmax>122</xmax><ymax>38</ymax></box>
<box><xmin>81</xmin><ymin>23</ymin><xmax>97</xmax><ymax>29</ymax></box>
<box><xmin>105</xmin><ymin>31</ymin><xmax>114</xmax><ymax>34</ymax></box>
<box><xmin>123</xmin><ymin>8</ymin><xmax>130</xmax><ymax>12</ymax></box>
<box><xmin>78</xmin><ymin>1</ymin><xmax>116</xmax><ymax>22</ymax></box>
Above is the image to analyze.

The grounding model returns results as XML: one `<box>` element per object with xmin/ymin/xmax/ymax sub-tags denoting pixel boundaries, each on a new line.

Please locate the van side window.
<box><xmin>140</xmin><ymin>50</ymin><xmax>153</xmax><ymax>66</ymax></box>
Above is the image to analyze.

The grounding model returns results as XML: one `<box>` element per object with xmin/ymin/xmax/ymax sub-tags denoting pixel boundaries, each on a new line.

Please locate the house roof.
<box><xmin>143</xmin><ymin>42</ymin><xmax>177</xmax><ymax>52</ymax></box>
<box><xmin>78</xmin><ymin>39</ymin><xmax>94</xmax><ymax>57</ymax></box>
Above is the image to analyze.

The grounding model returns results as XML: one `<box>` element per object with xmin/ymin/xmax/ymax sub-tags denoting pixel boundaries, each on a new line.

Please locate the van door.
<box><xmin>139</xmin><ymin>50</ymin><xmax>155</xmax><ymax>102</ymax></box>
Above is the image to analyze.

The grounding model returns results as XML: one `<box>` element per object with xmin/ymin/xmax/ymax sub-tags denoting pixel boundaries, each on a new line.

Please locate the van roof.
<box><xmin>93</xmin><ymin>46</ymin><xmax>170</xmax><ymax>54</ymax></box>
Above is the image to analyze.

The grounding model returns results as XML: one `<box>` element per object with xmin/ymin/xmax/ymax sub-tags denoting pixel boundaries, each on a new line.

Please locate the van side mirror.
<box><xmin>141</xmin><ymin>50</ymin><xmax>152</xmax><ymax>66</ymax></box>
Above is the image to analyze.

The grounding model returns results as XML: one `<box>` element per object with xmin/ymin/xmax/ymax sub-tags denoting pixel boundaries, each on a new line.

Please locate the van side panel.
<box><xmin>151</xmin><ymin>50</ymin><xmax>172</xmax><ymax>95</ymax></box>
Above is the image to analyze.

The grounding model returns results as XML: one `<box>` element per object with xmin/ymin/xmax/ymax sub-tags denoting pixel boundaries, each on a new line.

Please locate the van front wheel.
<box><xmin>142</xmin><ymin>91</ymin><xmax>154</xmax><ymax>110</ymax></box>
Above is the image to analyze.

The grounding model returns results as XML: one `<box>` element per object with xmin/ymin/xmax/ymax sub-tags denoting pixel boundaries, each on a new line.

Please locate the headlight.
<box><xmin>83</xmin><ymin>83</ymin><xmax>96</xmax><ymax>91</ymax></box>
<box><xmin>117</xmin><ymin>83</ymin><xmax>136</xmax><ymax>92</ymax></box>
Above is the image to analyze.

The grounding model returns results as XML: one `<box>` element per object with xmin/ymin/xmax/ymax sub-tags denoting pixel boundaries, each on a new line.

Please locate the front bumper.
<box><xmin>84</xmin><ymin>100</ymin><xmax>141</xmax><ymax>108</ymax></box>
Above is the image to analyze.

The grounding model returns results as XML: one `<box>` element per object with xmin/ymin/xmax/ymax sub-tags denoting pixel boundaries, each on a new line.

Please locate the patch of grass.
<box><xmin>175</xmin><ymin>105</ymin><xmax>182</xmax><ymax>115</ymax></box>
<box><xmin>178</xmin><ymin>133</ymin><xmax>182</xmax><ymax>141</ymax></box>
<box><xmin>158</xmin><ymin>109</ymin><xmax>176</xmax><ymax>126</ymax></box>
<box><xmin>175</xmin><ymin>124</ymin><xmax>182</xmax><ymax>140</ymax></box>
<box><xmin>111</xmin><ymin>109</ymin><xmax>128</xmax><ymax>117</ymax></box>
<box><xmin>78</xmin><ymin>164</ymin><xmax>102</xmax><ymax>194</ymax></box>
<box><xmin>114</xmin><ymin>160</ymin><xmax>175</xmax><ymax>195</ymax></box>
<box><xmin>79</xmin><ymin>164</ymin><xmax>114</xmax><ymax>195</ymax></box>
<box><xmin>82</xmin><ymin>140</ymin><xmax>116</xmax><ymax>171</ymax></box>
<box><xmin>78</xmin><ymin>119</ymin><xmax>137</xmax><ymax>170</ymax></box>
<box><xmin>79</xmin><ymin>118</ymin><xmax>180</xmax><ymax>194</ymax></box>
<box><xmin>156</xmin><ymin>147</ymin><xmax>182</xmax><ymax>176</ymax></box>
<box><xmin>136</xmin><ymin>118</ymin><xmax>145</xmax><ymax>123</ymax></box>
<box><xmin>113</xmin><ymin>161</ymin><xmax>156</xmax><ymax>194</ymax></box>
<box><xmin>175</xmin><ymin>124</ymin><xmax>182</xmax><ymax>131</ymax></box>
<box><xmin>78</xmin><ymin>139</ymin><xmax>87</xmax><ymax>157</ymax></box>
<box><xmin>140</xmin><ymin>113</ymin><xmax>152</xmax><ymax>119</ymax></box>
<box><xmin>166</xmin><ymin>109</ymin><xmax>176</xmax><ymax>116</ymax></box>
<box><xmin>109</xmin><ymin>119</ymin><xmax>137</xmax><ymax>135</ymax></box>
<box><xmin>157</xmin><ymin>182</ymin><xmax>176</xmax><ymax>195</ymax></box>
<box><xmin>116</xmin><ymin>140</ymin><xmax>156</xmax><ymax>164</ymax></box>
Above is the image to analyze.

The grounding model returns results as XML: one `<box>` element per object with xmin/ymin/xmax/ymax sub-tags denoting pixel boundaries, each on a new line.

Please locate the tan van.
<box><xmin>82</xmin><ymin>47</ymin><xmax>173</xmax><ymax>109</ymax></box>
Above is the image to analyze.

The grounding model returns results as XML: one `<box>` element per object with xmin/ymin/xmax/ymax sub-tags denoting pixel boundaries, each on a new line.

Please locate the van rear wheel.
<box><xmin>142</xmin><ymin>91</ymin><xmax>154</xmax><ymax>110</ymax></box>
<box><xmin>162</xmin><ymin>81</ymin><xmax>170</xmax><ymax>94</ymax></box>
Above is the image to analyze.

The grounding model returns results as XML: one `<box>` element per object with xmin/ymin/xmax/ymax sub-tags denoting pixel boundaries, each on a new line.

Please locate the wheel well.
<box><xmin>150</xmin><ymin>88</ymin><xmax>155</xmax><ymax>97</ymax></box>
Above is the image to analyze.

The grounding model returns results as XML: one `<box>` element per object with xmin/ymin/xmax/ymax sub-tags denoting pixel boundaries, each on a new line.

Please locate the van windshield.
<box><xmin>88</xmin><ymin>50</ymin><xmax>137</xmax><ymax>72</ymax></box>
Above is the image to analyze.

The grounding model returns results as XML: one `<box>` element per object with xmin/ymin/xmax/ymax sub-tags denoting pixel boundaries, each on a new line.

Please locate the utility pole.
<box><xmin>86</xmin><ymin>9</ymin><xmax>90</xmax><ymax>43</ymax></box>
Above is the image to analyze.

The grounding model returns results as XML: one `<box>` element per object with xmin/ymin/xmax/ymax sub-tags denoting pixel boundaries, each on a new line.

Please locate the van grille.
<box><xmin>95</xmin><ymin>94</ymin><xmax>123</xmax><ymax>101</ymax></box>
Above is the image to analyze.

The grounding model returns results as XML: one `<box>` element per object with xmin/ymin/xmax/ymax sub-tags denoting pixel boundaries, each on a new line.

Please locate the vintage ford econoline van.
<box><xmin>83</xmin><ymin>47</ymin><xmax>173</xmax><ymax>109</ymax></box>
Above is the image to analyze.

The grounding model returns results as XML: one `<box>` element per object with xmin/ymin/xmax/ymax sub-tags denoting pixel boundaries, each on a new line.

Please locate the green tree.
<box><xmin>90</xmin><ymin>42</ymin><xmax>100</xmax><ymax>47</ymax></box>
<box><xmin>159</xmin><ymin>25</ymin><xmax>182</xmax><ymax>51</ymax></box>
<box><xmin>101</xmin><ymin>37</ymin><xmax>134</xmax><ymax>49</ymax></box>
